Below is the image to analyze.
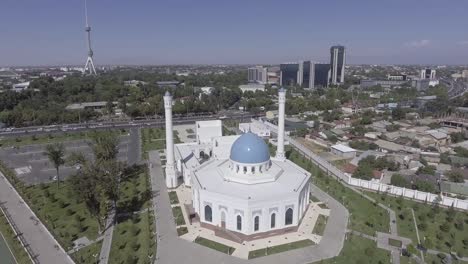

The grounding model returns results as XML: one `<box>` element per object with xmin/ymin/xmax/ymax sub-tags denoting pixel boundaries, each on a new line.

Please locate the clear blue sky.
<box><xmin>1</xmin><ymin>0</ymin><xmax>468</xmax><ymax>66</ymax></box>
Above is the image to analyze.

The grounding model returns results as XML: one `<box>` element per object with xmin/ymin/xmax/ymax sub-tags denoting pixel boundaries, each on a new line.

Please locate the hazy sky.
<box><xmin>1</xmin><ymin>0</ymin><xmax>468</xmax><ymax>66</ymax></box>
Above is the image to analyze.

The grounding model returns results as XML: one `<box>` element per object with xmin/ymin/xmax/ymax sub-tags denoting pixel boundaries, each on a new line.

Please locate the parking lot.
<box><xmin>0</xmin><ymin>128</ymin><xmax>140</xmax><ymax>185</ymax></box>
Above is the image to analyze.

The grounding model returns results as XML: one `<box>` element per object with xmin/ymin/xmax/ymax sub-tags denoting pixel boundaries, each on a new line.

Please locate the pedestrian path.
<box><xmin>0</xmin><ymin>172</ymin><xmax>74</xmax><ymax>264</ymax></box>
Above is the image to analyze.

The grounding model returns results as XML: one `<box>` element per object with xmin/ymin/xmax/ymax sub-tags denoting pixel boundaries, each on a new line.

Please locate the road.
<box><xmin>0</xmin><ymin>113</ymin><xmax>261</xmax><ymax>138</ymax></box>
<box><xmin>149</xmin><ymin>151</ymin><xmax>349</xmax><ymax>264</ymax></box>
<box><xmin>0</xmin><ymin>172</ymin><xmax>74</xmax><ymax>264</ymax></box>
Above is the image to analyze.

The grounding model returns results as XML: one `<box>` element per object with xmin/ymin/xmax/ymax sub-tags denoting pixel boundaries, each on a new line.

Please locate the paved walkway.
<box><xmin>149</xmin><ymin>151</ymin><xmax>349</xmax><ymax>264</ymax></box>
<box><xmin>0</xmin><ymin>172</ymin><xmax>74</xmax><ymax>264</ymax></box>
<box><xmin>98</xmin><ymin>208</ymin><xmax>115</xmax><ymax>264</ymax></box>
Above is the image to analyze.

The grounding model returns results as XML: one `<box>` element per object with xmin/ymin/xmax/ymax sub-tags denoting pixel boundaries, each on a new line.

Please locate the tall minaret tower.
<box><xmin>164</xmin><ymin>92</ymin><xmax>177</xmax><ymax>188</ymax></box>
<box><xmin>83</xmin><ymin>0</ymin><xmax>97</xmax><ymax>75</ymax></box>
<box><xmin>276</xmin><ymin>88</ymin><xmax>286</xmax><ymax>160</ymax></box>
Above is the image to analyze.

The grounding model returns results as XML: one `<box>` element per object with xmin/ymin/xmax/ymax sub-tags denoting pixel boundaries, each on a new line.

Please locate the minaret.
<box><xmin>164</xmin><ymin>92</ymin><xmax>177</xmax><ymax>188</ymax></box>
<box><xmin>276</xmin><ymin>88</ymin><xmax>286</xmax><ymax>160</ymax></box>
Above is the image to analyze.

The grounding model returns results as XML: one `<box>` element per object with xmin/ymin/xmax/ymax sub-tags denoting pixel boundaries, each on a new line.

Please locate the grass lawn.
<box><xmin>172</xmin><ymin>206</ymin><xmax>186</xmax><ymax>226</ymax></box>
<box><xmin>141</xmin><ymin>128</ymin><xmax>181</xmax><ymax>159</ymax></box>
<box><xmin>314</xmin><ymin>233</ymin><xmax>391</xmax><ymax>264</ymax></box>
<box><xmin>177</xmin><ymin>227</ymin><xmax>188</xmax><ymax>236</ymax></box>
<box><xmin>168</xmin><ymin>191</ymin><xmax>179</xmax><ymax>205</ymax></box>
<box><xmin>20</xmin><ymin>182</ymin><xmax>100</xmax><ymax>250</ymax></box>
<box><xmin>0</xmin><ymin>130</ymin><xmax>126</xmax><ymax>148</ymax></box>
<box><xmin>0</xmin><ymin>210</ymin><xmax>31</xmax><ymax>264</ymax></box>
<box><xmin>117</xmin><ymin>165</ymin><xmax>152</xmax><ymax>214</ymax></box>
<box><xmin>195</xmin><ymin>237</ymin><xmax>235</xmax><ymax>255</ymax></box>
<box><xmin>389</xmin><ymin>238</ymin><xmax>403</xmax><ymax>248</ymax></box>
<box><xmin>249</xmin><ymin>239</ymin><xmax>314</xmax><ymax>259</ymax></box>
<box><xmin>287</xmin><ymin>149</ymin><xmax>389</xmax><ymax>236</ymax></box>
<box><xmin>312</xmin><ymin>215</ymin><xmax>328</xmax><ymax>236</ymax></box>
<box><xmin>109</xmin><ymin>211</ymin><xmax>156</xmax><ymax>264</ymax></box>
<box><xmin>71</xmin><ymin>240</ymin><xmax>102</xmax><ymax>264</ymax></box>
<box><xmin>423</xmin><ymin>253</ymin><xmax>468</xmax><ymax>264</ymax></box>
<box><xmin>186</xmin><ymin>128</ymin><xmax>194</xmax><ymax>134</ymax></box>
<box><xmin>365</xmin><ymin>191</ymin><xmax>468</xmax><ymax>257</ymax></box>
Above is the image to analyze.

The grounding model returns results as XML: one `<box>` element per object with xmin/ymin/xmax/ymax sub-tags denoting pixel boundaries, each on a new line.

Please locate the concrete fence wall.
<box><xmin>262</xmin><ymin>120</ymin><xmax>468</xmax><ymax>211</ymax></box>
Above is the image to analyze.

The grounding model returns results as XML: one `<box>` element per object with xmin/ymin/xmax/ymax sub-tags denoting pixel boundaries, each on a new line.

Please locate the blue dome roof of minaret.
<box><xmin>230</xmin><ymin>133</ymin><xmax>270</xmax><ymax>164</ymax></box>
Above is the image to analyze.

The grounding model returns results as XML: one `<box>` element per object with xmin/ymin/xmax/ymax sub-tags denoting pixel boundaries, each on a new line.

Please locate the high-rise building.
<box><xmin>280</xmin><ymin>61</ymin><xmax>313</xmax><ymax>88</ymax></box>
<box><xmin>247</xmin><ymin>66</ymin><xmax>268</xmax><ymax>84</ymax></box>
<box><xmin>313</xmin><ymin>63</ymin><xmax>331</xmax><ymax>88</ymax></box>
<box><xmin>330</xmin><ymin>45</ymin><xmax>346</xmax><ymax>85</ymax></box>
<box><xmin>420</xmin><ymin>69</ymin><xmax>436</xmax><ymax>80</ymax></box>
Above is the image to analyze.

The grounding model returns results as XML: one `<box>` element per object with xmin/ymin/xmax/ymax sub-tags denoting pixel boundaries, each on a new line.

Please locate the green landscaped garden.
<box><xmin>388</xmin><ymin>238</ymin><xmax>403</xmax><ymax>248</ymax></box>
<box><xmin>172</xmin><ymin>206</ymin><xmax>186</xmax><ymax>226</ymax></box>
<box><xmin>287</xmin><ymin>149</ymin><xmax>390</xmax><ymax>236</ymax></box>
<box><xmin>314</xmin><ymin>233</ymin><xmax>391</xmax><ymax>264</ymax></box>
<box><xmin>312</xmin><ymin>215</ymin><xmax>328</xmax><ymax>236</ymax></box>
<box><xmin>141</xmin><ymin>128</ymin><xmax>181</xmax><ymax>159</ymax></box>
<box><xmin>177</xmin><ymin>226</ymin><xmax>188</xmax><ymax>236</ymax></box>
<box><xmin>71</xmin><ymin>240</ymin><xmax>102</xmax><ymax>264</ymax></box>
<box><xmin>109</xmin><ymin>211</ymin><xmax>156</xmax><ymax>264</ymax></box>
<box><xmin>249</xmin><ymin>239</ymin><xmax>315</xmax><ymax>259</ymax></box>
<box><xmin>19</xmin><ymin>182</ymin><xmax>100</xmax><ymax>250</ymax></box>
<box><xmin>116</xmin><ymin>165</ymin><xmax>152</xmax><ymax>214</ymax></box>
<box><xmin>365</xmin><ymin>191</ymin><xmax>468</xmax><ymax>258</ymax></box>
<box><xmin>168</xmin><ymin>191</ymin><xmax>179</xmax><ymax>204</ymax></box>
<box><xmin>0</xmin><ymin>130</ymin><xmax>127</xmax><ymax>148</ymax></box>
<box><xmin>0</xmin><ymin>211</ymin><xmax>31</xmax><ymax>264</ymax></box>
<box><xmin>194</xmin><ymin>236</ymin><xmax>235</xmax><ymax>255</ymax></box>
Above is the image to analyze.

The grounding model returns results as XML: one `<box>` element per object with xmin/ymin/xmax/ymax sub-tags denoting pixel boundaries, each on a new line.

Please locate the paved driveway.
<box><xmin>148</xmin><ymin>151</ymin><xmax>349</xmax><ymax>264</ymax></box>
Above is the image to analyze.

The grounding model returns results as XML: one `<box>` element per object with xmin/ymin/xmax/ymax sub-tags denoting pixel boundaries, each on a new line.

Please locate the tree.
<box><xmin>44</xmin><ymin>143</ymin><xmax>65</xmax><ymax>188</ymax></box>
<box><xmin>447</xmin><ymin>170</ymin><xmax>464</xmax><ymax>183</ymax></box>
<box><xmin>391</xmin><ymin>174</ymin><xmax>410</xmax><ymax>188</ymax></box>
<box><xmin>89</xmin><ymin>131</ymin><xmax>119</xmax><ymax>162</ymax></box>
<box><xmin>392</xmin><ymin>107</ymin><xmax>405</xmax><ymax>120</ymax></box>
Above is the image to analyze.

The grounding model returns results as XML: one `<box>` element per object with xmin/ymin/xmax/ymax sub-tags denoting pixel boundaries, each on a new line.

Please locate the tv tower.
<box><xmin>83</xmin><ymin>0</ymin><xmax>96</xmax><ymax>75</ymax></box>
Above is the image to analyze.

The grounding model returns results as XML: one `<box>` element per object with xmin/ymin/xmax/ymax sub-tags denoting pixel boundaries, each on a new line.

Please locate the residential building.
<box><xmin>330</xmin><ymin>45</ymin><xmax>346</xmax><ymax>85</ymax></box>
<box><xmin>330</xmin><ymin>144</ymin><xmax>357</xmax><ymax>158</ymax></box>
<box><xmin>248</xmin><ymin>66</ymin><xmax>268</xmax><ymax>84</ymax></box>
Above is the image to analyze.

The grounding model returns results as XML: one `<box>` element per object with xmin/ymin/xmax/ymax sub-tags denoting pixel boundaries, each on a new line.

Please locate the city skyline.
<box><xmin>1</xmin><ymin>0</ymin><xmax>468</xmax><ymax>66</ymax></box>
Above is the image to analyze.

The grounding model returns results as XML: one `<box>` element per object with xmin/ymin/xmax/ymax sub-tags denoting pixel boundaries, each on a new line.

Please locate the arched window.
<box><xmin>254</xmin><ymin>216</ymin><xmax>260</xmax><ymax>231</ymax></box>
<box><xmin>270</xmin><ymin>213</ymin><xmax>276</xmax><ymax>228</ymax></box>
<box><xmin>236</xmin><ymin>215</ymin><xmax>242</xmax><ymax>231</ymax></box>
<box><xmin>204</xmin><ymin>205</ymin><xmax>212</xmax><ymax>222</ymax></box>
<box><xmin>243</xmin><ymin>166</ymin><xmax>247</xmax><ymax>174</ymax></box>
<box><xmin>285</xmin><ymin>208</ymin><xmax>293</xmax><ymax>225</ymax></box>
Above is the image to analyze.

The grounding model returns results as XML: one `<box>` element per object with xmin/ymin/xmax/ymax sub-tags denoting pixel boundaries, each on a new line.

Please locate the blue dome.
<box><xmin>230</xmin><ymin>133</ymin><xmax>270</xmax><ymax>164</ymax></box>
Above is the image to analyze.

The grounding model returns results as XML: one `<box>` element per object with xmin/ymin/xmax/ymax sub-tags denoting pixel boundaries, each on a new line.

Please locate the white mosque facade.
<box><xmin>163</xmin><ymin>89</ymin><xmax>311</xmax><ymax>240</ymax></box>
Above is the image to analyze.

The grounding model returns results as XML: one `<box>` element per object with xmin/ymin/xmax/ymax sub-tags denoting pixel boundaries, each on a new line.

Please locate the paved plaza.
<box><xmin>149</xmin><ymin>150</ymin><xmax>349</xmax><ymax>264</ymax></box>
<box><xmin>0</xmin><ymin>129</ymin><xmax>140</xmax><ymax>185</ymax></box>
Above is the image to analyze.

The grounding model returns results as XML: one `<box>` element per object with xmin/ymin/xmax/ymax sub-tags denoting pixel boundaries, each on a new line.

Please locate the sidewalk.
<box><xmin>0</xmin><ymin>172</ymin><xmax>74</xmax><ymax>264</ymax></box>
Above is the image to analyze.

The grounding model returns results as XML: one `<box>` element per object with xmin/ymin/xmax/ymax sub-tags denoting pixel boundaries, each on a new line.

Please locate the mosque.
<box><xmin>163</xmin><ymin>88</ymin><xmax>312</xmax><ymax>240</ymax></box>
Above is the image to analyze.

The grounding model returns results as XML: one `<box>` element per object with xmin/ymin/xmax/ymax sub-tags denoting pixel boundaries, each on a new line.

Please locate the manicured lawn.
<box><xmin>172</xmin><ymin>206</ymin><xmax>186</xmax><ymax>226</ymax></box>
<box><xmin>287</xmin><ymin>149</ymin><xmax>389</xmax><ymax>236</ymax></box>
<box><xmin>117</xmin><ymin>165</ymin><xmax>152</xmax><ymax>214</ymax></box>
<box><xmin>20</xmin><ymin>182</ymin><xmax>100</xmax><ymax>250</ymax></box>
<box><xmin>365</xmin><ymin>191</ymin><xmax>468</xmax><ymax>257</ymax></box>
<box><xmin>0</xmin><ymin>210</ymin><xmax>31</xmax><ymax>264</ymax></box>
<box><xmin>109</xmin><ymin>211</ymin><xmax>156</xmax><ymax>264</ymax></box>
<box><xmin>423</xmin><ymin>252</ymin><xmax>468</xmax><ymax>264</ymax></box>
<box><xmin>71</xmin><ymin>240</ymin><xmax>102</xmax><ymax>264</ymax></box>
<box><xmin>195</xmin><ymin>237</ymin><xmax>235</xmax><ymax>255</ymax></box>
<box><xmin>249</xmin><ymin>239</ymin><xmax>314</xmax><ymax>259</ymax></box>
<box><xmin>315</xmin><ymin>234</ymin><xmax>391</xmax><ymax>264</ymax></box>
<box><xmin>177</xmin><ymin>227</ymin><xmax>188</xmax><ymax>236</ymax></box>
<box><xmin>141</xmin><ymin>128</ymin><xmax>181</xmax><ymax>159</ymax></box>
<box><xmin>312</xmin><ymin>215</ymin><xmax>328</xmax><ymax>236</ymax></box>
<box><xmin>0</xmin><ymin>130</ymin><xmax>126</xmax><ymax>147</ymax></box>
<box><xmin>389</xmin><ymin>238</ymin><xmax>403</xmax><ymax>248</ymax></box>
<box><xmin>168</xmin><ymin>191</ymin><xmax>179</xmax><ymax>205</ymax></box>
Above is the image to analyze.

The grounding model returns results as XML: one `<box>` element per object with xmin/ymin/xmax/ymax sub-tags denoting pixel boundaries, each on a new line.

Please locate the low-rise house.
<box><xmin>331</xmin><ymin>144</ymin><xmax>357</xmax><ymax>158</ymax></box>
<box><xmin>370</xmin><ymin>120</ymin><xmax>392</xmax><ymax>133</ymax></box>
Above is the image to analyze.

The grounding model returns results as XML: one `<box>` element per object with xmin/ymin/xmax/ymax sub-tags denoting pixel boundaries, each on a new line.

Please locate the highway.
<box><xmin>0</xmin><ymin>113</ymin><xmax>261</xmax><ymax>138</ymax></box>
